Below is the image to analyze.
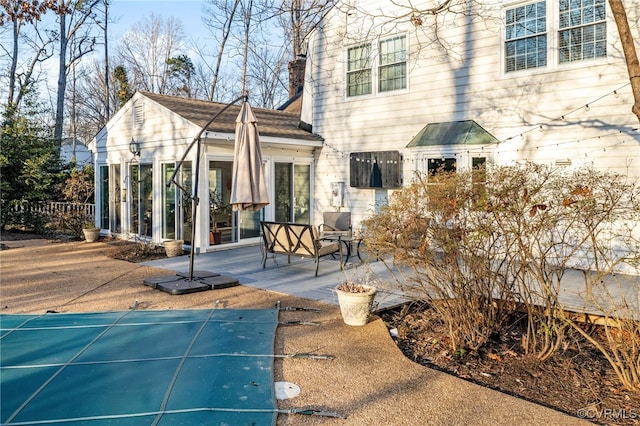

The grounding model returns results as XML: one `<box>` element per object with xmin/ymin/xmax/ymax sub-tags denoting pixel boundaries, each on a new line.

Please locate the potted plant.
<box><xmin>209</xmin><ymin>189</ymin><xmax>231</xmax><ymax>245</ymax></box>
<box><xmin>163</xmin><ymin>239</ymin><xmax>184</xmax><ymax>257</ymax></box>
<box><xmin>335</xmin><ymin>269</ymin><xmax>378</xmax><ymax>326</ymax></box>
<box><xmin>82</xmin><ymin>221</ymin><xmax>101</xmax><ymax>243</ymax></box>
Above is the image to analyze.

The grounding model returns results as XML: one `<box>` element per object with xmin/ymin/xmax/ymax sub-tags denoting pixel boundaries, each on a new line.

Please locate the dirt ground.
<box><xmin>382</xmin><ymin>305</ymin><xmax>640</xmax><ymax>425</ymax></box>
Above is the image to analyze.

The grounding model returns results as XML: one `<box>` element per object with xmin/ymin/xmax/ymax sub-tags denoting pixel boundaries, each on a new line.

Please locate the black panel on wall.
<box><xmin>350</xmin><ymin>151</ymin><xmax>402</xmax><ymax>188</ymax></box>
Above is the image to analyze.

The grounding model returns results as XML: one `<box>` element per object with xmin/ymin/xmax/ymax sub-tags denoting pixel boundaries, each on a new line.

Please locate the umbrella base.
<box><xmin>144</xmin><ymin>271</ymin><xmax>239</xmax><ymax>295</ymax></box>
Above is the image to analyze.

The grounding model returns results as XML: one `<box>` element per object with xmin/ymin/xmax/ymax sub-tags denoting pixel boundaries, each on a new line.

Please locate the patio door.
<box><xmin>161</xmin><ymin>162</ymin><xmax>192</xmax><ymax>242</ymax></box>
<box><xmin>274</xmin><ymin>163</ymin><xmax>310</xmax><ymax>223</ymax></box>
<box><xmin>208</xmin><ymin>161</ymin><xmax>235</xmax><ymax>245</ymax></box>
<box><xmin>130</xmin><ymin>163</ymin><xmax>152</xmax><ymax>237</ymax></box>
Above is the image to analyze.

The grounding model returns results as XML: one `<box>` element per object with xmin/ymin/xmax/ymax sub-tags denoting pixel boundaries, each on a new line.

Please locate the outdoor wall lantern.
<box><xmin>129</xmin><ymin>138</ymin><xmax>141</xmax><ymax>156</ymax></box>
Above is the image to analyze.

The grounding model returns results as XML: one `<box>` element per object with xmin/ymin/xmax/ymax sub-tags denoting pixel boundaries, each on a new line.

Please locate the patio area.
<box><xmin>142</xmin><ymin>243</ymin><xmax>640</xmax><ymax>319</ymax></box>
<box><xmin>142</xmin><ymin>244</ymin><xmax>413</xmax><ymax>312</ymax></box>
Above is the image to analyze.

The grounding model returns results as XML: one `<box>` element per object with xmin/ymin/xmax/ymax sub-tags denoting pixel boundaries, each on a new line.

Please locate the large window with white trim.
<box><xmin>504</xmin><ymin>0</ymin><xmax>607</xmax><ymax>73</ymax></box>
<box><xmin>558</xmin><ymin>0</ymin><xmax>606</xmax><ymax>63</ymax></box>
<box><xmin>505</xmin><ymin>1</ymin><xmax>547</xmax><ymax>72</ymax></box>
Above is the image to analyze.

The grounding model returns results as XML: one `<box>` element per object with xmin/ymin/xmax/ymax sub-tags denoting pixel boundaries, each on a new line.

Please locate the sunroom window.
<box><xmin>558</xmin><ymin>0</ymin><xmax>606</xmax><ymax>63</ymax></box>
<box><xmin>379</xmin><ymin>35</ymin><xmax>406</xmax><ymax>92</ymax></box>
<box><xmin>505</xmin><ymin>1</ymin><xmax>547</xmax><ymax>72</ymax></box>
<box><xmin>347</xmin><ymin>44</ymin><xmax>372</xmax><ymax>97</ymax></box>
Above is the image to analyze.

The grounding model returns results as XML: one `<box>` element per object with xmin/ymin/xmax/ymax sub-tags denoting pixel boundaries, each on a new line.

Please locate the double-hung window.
<box><xmin>347</xmin><ymin>44</ymin><xmax>372</xmax><ymax>97</ymax></box>
<box><xmin>346</xmin><ymin>35</ymin><xmax>407</xmax><ymax>97</ymax></box>
<box><xmin>379</xmin><ymin>36</ymin><xmax>407</xmax><ymax>92</ymax></box>
<box><xmin>558</xmin><ymin>0</ymin><xmax>606</xmax><ymax>63</ymax></box>
<box><xmin>505</xmin><ymin>1</ymin><xmax>547</xmax><ymax>72</ymax></box>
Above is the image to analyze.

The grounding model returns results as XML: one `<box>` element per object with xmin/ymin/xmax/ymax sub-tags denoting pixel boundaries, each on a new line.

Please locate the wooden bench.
<box><xmin>260</xmin><ymin>221</ymin><xmax>343</xmax><ymax>276</ymax></box>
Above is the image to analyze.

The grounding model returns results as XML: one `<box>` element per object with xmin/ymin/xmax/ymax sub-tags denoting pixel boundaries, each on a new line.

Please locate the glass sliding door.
<box><xmin>130</xmin><ymin>163</ymin><xmax>153</xmax><ymax>237</ymax></box>
<box><xmin>161</xmin><ymin>162</ymin><xmax>192</xmax><ymax>242</ymax></box>
<box><xmin>274</xmin><ymin>162</ymin><xmax>310</xmax><ymax>223</ymax></box>
<box><xmin>208</xmin><ymin>161</ymin><xmax>234</xmax><ymax>244</ymax></box>
<box><xmin>99</xmin><ymin>166</ymin><xmax>109</xmax><ymax>230</ymax></box>
<box><xmin>180</xmin><ymin>162</ymin><xmax>192</xmax><ymax>244</ymax></box>
<box><xmin>274</xmin><ymin>163</ymin><xmax>292</xmax><ymax>222</ymax></box>
<box><xmin>110</xmin><ymin>164</ymin><xmax>121</xmax><ymax>233</ymax></box>
<box><xmin>162</xmin><ymin>163</ymin><xmax>176</xmax><ymax>240</ymax></box>
<box><xmin>293</xmin><ymin>164</ymin><xmax>311</xmax><ymax>223</ymax></box>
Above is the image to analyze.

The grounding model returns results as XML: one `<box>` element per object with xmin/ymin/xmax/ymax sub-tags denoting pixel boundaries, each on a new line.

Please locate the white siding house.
<box><xmin>301</xmin><ymin>0</ymin><xmax>639</xmax><ymax>230</ymax></box>
<box><xmin>89</xmin><ymin>92</ymin><xmax>322</xmax><ymax>253</ymax></box>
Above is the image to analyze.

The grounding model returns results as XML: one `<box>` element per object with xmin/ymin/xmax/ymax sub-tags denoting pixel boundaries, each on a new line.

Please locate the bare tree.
<box><xmin>94</xmin><ymin>0</ymin><xmax>111</xmax><ymax>118</ymax></box>
<box><xmin>609</xmin><ymin>0</ymin><xmax>640</xmax><ymax>121</ymax></box>
<box><xmin>247</xmin><ymin>43</ymin><xmax>289</xmax><ymax>108</ymax></box>
<box><xmin>1</xmin><ymin>0</ymin><xmax>58</xmax><ymax>115</ymax></box>
<box><xmin>53</xmin><ymin>0</ymin><xmax>101</xmax><ymax>146</ymax></box>
<box><xmin>201</xmin><ymin>0</ymin><xmax>241</xmax><ymax>101</ymax></box>
<box><xmin>240</xmin><ymin>0</ymin><xmax>254</xmax><ymax>94</ymax></box>
<box><xmin>272</xmin><ymin>0</ymin><xmax>335</xmax><ymax>59</ymax></box>
<box><xmin>117</xmin><ymin>13</ymin><xmax>186</xmax><ymax>94</ymax></box>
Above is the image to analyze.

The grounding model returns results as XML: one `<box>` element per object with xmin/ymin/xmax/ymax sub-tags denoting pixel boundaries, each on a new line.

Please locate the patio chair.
<box><xmin>319</xmin><ymin>211</ymin><xmax>352</xmax><ymax>237</ymax></box>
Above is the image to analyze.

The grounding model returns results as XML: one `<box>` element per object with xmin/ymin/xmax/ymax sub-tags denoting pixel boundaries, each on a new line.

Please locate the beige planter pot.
<box><xmin>82</xmin><ymin>228</ymin><xmax>101</xmax><ymax>242</ymax></box>
<box><xmin>335</xmin><ymin>284</ymin><xmax>377</xmax><ymax>326</ymax></box>
<box><xmin>164</xmin><ymin>240</ymin><xmax>184</xmax><ymax>257</ymax></box>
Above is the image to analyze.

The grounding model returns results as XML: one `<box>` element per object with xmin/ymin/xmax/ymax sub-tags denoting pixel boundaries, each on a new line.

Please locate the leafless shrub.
<box><xmin>361</xmin><ymin>162</ymin><xmax>640</xmax><ymax>387</ymax></box>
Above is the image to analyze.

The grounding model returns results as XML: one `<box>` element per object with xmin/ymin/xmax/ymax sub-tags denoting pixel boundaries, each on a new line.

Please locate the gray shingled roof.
<box><xmin>141</xmin><ymin>92</ymin><xmax>322</xmax><ymax>142</ymax></box>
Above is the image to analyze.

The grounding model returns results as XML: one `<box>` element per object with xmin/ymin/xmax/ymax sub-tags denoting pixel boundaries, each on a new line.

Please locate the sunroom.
<box><xmin>89</xmin><ymin>91</ymin><xmax>323</xmax><ymax>254</ymax></box>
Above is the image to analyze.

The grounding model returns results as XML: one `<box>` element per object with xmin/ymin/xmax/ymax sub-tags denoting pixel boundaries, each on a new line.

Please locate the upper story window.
<box><xmin>558</xmin><ymin>0</ymin><xmax>606</xmax><ymax>63</ymax></box>
<box><xmin>504</xmin><ymin>0</ymin><xmax>607</xmax><ymax>73</ymax></box>
<box><xmin>346</xmin><ymin>35</ymin><xmax>407</xmax><ymax>97</ymax></box>
<box><xmin>379</xmin><ymin>36</ymin><xmax>407</xmax><ymax>92</ymax></box>
<box><xmin>505</xmin><ymin>1</ymin><xmax>547</xmax><ymax>72</ymax></box>
<box><xmin>347</xmin><ymin>44</ymin><xmax>372</xmax><ymax>97</ymax></box>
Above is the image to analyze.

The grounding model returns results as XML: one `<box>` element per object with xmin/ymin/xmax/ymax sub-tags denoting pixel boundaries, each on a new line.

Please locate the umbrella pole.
<box><xmin>188</xmin><ymin>138</ymin><xmax>201</xmax><ymax>281</ymax></box>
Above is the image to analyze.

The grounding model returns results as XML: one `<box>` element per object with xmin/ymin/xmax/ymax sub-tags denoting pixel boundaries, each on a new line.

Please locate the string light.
<box><xmin>498</xmin><ymin>83</ymin><xmax>630</xmax><ymax>146</ymax></box>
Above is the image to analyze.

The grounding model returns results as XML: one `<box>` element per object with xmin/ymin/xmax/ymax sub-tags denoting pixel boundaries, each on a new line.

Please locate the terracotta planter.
<box><xmin>82</xmin><ymin>227</ymin><xmax>101</xmax><ymax>242</ymax></box>
<box><xmin>335</xmin><ymin>284</ymin><xmax>377</xmax><ymax>326</ymax></box>
<box><xmin>209</xmin><ymin>231</ymin><xmax>221</xmax><ymax>245</ymax></box>
<box><xmin>164</xmin><ymin>240</ymin><xmax>184</xmax><ymax>257</ymax></box>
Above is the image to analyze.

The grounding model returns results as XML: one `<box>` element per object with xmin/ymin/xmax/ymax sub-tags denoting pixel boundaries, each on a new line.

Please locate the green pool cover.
<box><xmin>1</xmin><ymin>308</ymin><xmax>279</xmax><ymax>425</ymax></box>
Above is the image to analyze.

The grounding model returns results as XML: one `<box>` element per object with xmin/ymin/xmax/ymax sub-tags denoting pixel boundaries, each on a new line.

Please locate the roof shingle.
<box><xmin>140</xmin><ymin>91</ymin><xmax>321</xmax><ymax>141</ymax></box>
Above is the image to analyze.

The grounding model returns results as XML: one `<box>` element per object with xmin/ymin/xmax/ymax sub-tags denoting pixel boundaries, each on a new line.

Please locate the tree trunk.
<box><xmin>54</xmin><ymin>13</ymin><xmax>68</xmax><ymax>151</ymax></box>
<box><xmin>241</xmin><ymin>0</ymin><xmax>253</xmax><ymax>95</ymax></box>
<box><xmin>7</xmin><ymin>18</ymin><xmax>20</xmax><ymax>113</ymax></box>
<box><xmin>104</xmin><ymin>0</ymin><xmax>110</xmax><ymax>118</ymax></box>
<box><xmin>609</xmin><ymin>0</ymin><xmax>640</xmax><ymax>121</ymax></box>
<box><xmin>208</xmin><ymin>0</ymin><xmax>240</xmax><ymax>101</ymax></box>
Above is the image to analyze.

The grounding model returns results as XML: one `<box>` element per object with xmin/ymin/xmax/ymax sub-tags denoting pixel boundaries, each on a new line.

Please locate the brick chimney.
<box><xmin>288</xmin><ymin>55</ymin><xmax>306</xmax><ymax>98</ymax></box>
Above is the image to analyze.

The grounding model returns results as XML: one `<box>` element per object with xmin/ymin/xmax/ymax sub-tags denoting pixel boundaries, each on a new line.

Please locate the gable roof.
<box><xmin>140</xmin><ymin>92</ymin><xmax>322</xmax><ymax>142</ymax></box>
<box><xmin>277</xmin><ymin>90</ymin><xmax>303</xmax><ymax>114</ymax></box>
<box><xmin>407</xmin><ymin>120</ymin><xmax>499</xmax><ymax>147</ymax></box>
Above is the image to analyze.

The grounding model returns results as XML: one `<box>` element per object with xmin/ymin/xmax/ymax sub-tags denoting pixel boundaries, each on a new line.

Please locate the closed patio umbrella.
<box><xmin>230</xmin><ymin>100</ymin><xmax>269</xmax><ymax>211</ymax></box>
